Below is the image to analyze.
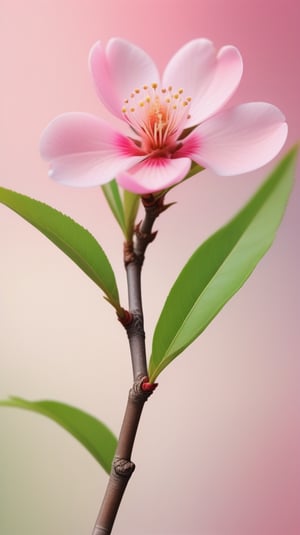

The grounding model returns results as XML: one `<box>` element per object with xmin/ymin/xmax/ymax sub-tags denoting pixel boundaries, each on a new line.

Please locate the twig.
<box><xmin>91</xmin><ymin>195</ymin><xmax>164</xmax><ymax>534</ymax></box>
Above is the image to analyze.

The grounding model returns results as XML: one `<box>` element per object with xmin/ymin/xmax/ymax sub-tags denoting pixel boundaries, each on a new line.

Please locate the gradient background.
<box><xmin>0</xmin><ymin>1</ymin><xmax>299</xmax><ymax>534</ymax></box>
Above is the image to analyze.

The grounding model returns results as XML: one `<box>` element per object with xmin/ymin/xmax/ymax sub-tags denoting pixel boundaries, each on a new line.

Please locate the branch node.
<box><xmin>125</xmin><ymin>310</ymin><xmax>145</xmax><ymax>339</ymax></box>
<box><xmin>117</xmin><ymin>309</ymin><xmax>133</xmax><ymax>328</ymax></box>
<box><xmin>141</xmin><ymin>381</ymin><xmax>158</xmax><ymax>393</ymax></box>
<box><xmin>141</xmin><ymin>193</ymin><xmax>167</xmax><ymax>217</ymax></box>
<box><xmin>113</xmin><ymin>456</ymin><xmax>135</xmax><ymax>478</ymax></box>
<box><xmin>123</xmin><ymin>241</ymin><xmax>135</xmax><ymax>266</ymax></box>
<box><xmin>141</xmin><ymin>193</ymin><xmax>157</xmax><ymax>208</ymax></box>
<box><xmin>130</xmin><ymin>376</ymin><xmax>157</xmax><ymax>402</ymax></box>
<box><xmin>135</xmin><ymin>221</ymin><xmax>158</xmax><ymax>244</ymax></box>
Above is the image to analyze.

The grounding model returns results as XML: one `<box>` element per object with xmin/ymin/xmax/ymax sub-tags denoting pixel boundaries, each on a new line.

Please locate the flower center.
<box><xmin>122</xmin><ymin>83</ymin><xmax>191</xmax><ymax>153</ymax></box>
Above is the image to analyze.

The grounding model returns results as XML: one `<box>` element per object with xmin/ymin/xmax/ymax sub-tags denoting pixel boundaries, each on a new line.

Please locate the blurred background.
<box><xmin>0</xmin><ymin>1</ymin><xmax>299</xmax><ymax>534</ymax></box>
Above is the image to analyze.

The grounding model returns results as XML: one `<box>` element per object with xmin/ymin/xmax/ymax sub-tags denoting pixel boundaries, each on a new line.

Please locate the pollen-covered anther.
<box><xmin>121</xmin><ymin>83</ymin><xmax>193</xmax><ymax>150</ymax></box>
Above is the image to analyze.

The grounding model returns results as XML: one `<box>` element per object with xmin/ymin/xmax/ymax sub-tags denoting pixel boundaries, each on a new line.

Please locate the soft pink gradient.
<box><xmin>0</xmin><ymin>1</ymin><xmax>299</xmax><ymax>535</ymax></box>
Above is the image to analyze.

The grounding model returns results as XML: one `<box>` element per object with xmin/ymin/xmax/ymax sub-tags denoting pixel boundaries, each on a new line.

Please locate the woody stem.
<box><xmin>91</xmin><ymin>195</ymin><xmax>163</xmax><ymax>535</ymax></box>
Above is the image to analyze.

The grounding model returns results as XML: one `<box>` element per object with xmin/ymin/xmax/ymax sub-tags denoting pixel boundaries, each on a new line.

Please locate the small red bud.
<box><xmin>118</xmin><ymin>310</ymin><xmax>133</xmax><ymax>327</ymax></box>
<box><xmin>141</xmin><ymin>381</ymin><xmax>158</xmax><ymax>392</ymax></box>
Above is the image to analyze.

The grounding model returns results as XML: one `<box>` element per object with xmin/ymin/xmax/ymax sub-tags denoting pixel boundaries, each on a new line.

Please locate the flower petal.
<box><xmin>179</xmin><ymin>103</ymin><xmax>288</xmax><ymax>175</ymax></box>
<box><xmin>163</xmin><ymin>40</ymin><xmax>242</xmax><ymax>126</ymax></box>
<box><xmin>191</xmin><ymin>45</ymin><xmax>243</xmax><ymax>124</ymax></box>
<box><xmin>40</xmin><ymin>112</ymin><xmax>143</xmax><ymax>186</ymax></box>
<box><xmin>89</xmin><ymin>38</ymin><xmax>160</xmax><ymax>120</ymax></box>
<box><xmin>162</xmin><ymin>39</ymin><xmax>216</xmax><ymax>122</ymax></box>
<box><xmin>117</xmin><ymin>157</ymin><xmax>191</xmax><ymax>194</ymax></box>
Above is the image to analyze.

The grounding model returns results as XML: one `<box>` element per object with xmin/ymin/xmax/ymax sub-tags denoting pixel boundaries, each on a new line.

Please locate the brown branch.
<box><xmin>91</xmin><ymin>195</ymin><xmax>165</xmax><ymax>535</ymax></box>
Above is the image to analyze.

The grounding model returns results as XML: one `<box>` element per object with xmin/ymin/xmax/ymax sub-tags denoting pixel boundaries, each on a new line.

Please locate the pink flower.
<box><xmin>40</xmin><ymin>38</ymin><xmax>288</xmax><ymax>194</ymax></box>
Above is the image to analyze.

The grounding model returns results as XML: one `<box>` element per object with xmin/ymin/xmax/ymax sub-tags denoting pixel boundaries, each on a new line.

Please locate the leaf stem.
<box><xmin>91</xmin><ymin>195</ymin><xmax>164</xmax><ymax>534</ymax></box>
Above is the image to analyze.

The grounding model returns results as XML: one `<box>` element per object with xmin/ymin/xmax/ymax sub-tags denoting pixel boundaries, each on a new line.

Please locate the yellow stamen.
<box><xmin>121</xmin><ymin>83</ymin><xmax>192</xmax><ymax>149</ymax></box>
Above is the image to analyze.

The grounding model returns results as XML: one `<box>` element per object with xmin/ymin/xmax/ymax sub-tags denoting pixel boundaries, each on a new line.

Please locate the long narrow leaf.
<box><xmin>123</xmin><ymin>190</ymin><xmax>140</xmax><ymax>241</ymax></box>
<box><xmin>0</xmin><ymin>397</ymin><xmax>117</xmax><ymax>473</ymax></box>
<box><xmin>0</xmin><ymin>187</ymin><xmax>120</xmax><ymax>310</ymax></box>
<box><xmin>149</xmin><ymin>147</ymin><xmax>298</xmax><ymax>381</ymax></box>
<box><xmin>101</xmin><ymin>180</ymin><xmax>126</xmax><ymax>234</ymax></box>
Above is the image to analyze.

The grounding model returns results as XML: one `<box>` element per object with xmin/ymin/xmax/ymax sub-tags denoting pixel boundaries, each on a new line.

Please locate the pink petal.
<box><xmin>179</xmin><ymin>103</ymin><xmax>288</xmax><ymax>175</ymax></box>
<box><xmin>190</xmin><ymin>45</ymin><xmax>243</xmax><ymax>124</ymax></box>
<box><xmin>162</xmin><ymin>39</ymin><xmax>217</xmax><ymax>125</ymax></box>
<box><xmin>117</xmin><ymin>157</ymin><xmax>191</xmax><ymax>194</ymax></box>
<box><xmin>162</xmin><ymin>40</ymin><xmax>242</xmax><ymax>126</ymax></box>
<box><xmin>40</xmin><ymin>112</ymin><xmax>143</xmax><ymax>186</ymax></box>
<box><xmin>89</xmin><ymin>38</ymin><xmax>160</xmax><ymax>120</ymax></box>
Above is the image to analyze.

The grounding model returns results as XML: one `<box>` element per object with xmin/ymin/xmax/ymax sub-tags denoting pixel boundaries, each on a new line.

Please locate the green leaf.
<box><xmin>0</xmin><ymin>397</ymin><xmax>117</xmax><ymax>474</ymax></box>
<box><xmin>0</xmin><ymin>187</ymin><xmax>121</xmax><ymax>310</ymax></box>
<box><xmin>184</xmin><ymin>162</ymin><xmax>205</xmax><ymax>181</ymax></box>
<box><xmin>149</xmin><ymin>147</ymin><xmax>298</xmax><ymax>381</ymax></box>
<box><xmin>157</xmin><ymin>162</ymin><xmax>205</xmax><ymax>198</ymax></box>
<box><xmin>123</xmin><ymin>190</ymin><xmax>140</xmax><ymax>241</ymax></box>
<box><xmin>101</xmin><ymin>180</ymin><xmax>126</xmax><ymax>234</ymax></box>
<box><xmin>102</xmin><ymin>181</ymin><xmax>140</xmax><ymax>240</ymax></box>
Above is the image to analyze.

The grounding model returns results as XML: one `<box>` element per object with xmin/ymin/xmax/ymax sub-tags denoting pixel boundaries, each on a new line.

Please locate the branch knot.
<box><xmin>125</xmin><ymin>310</ymin><xmax>145</xmax><ymax>339</ymax></box>
<box><xmin>130</xmin><ymin>376</ymin><xmax>157</xmax><ymax>403</ymax></box>
<box><xmin>113</xmin><ymin>456</ymin><xmax>135</xmax><ymax>478</ymax></box>
<box><xmin>123</xmin><ymin>241</ymin><xmax>135</xmax><ymax>266</ymax></box>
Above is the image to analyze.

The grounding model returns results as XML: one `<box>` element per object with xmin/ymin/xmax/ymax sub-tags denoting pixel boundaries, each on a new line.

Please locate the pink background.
<box><xmin>0</xmin><ymin>1</ymin><xmax>299</xmax><ymax>534</ymax></box>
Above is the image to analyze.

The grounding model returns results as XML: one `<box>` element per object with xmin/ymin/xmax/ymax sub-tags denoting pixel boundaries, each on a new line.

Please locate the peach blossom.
<box><xmin>40</xmin><ymin>38</ymin><xmax>287</xmax><ymax>194</ymax></box>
